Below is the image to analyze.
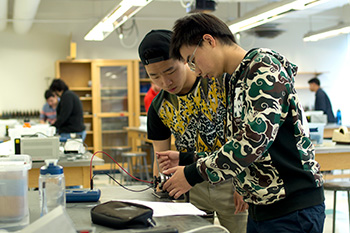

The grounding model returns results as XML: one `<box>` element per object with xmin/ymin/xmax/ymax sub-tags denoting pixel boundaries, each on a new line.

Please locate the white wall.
<box><xmin>0</xmin><ymin>3</ymin><xmax>181</xmax><ymax>113</ymax></box>
<box><xmin>238</xmin><ymin>21</ymin><xmax>350</xmax><ymax>125</ymax></box>
<box><xmin>0</xmin><ymin>27</ymin><xmax>69</xmax><ymax>112</ymax></box>
<box><xmin>0</xmin><ymin>5</ymin><xmax>349</xmax><ymax>124</ymax></box>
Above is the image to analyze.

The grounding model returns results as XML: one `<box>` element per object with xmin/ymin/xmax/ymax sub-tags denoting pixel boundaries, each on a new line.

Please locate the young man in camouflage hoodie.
<box><xmin>159</xmin><ymin>13</ymin><xmax>325</xmax><ymax>233</ymax></box>
<box><xmin>138</xmin><ymin>29</ymin><xmax>248</xmax><ymax>233</ymax></box>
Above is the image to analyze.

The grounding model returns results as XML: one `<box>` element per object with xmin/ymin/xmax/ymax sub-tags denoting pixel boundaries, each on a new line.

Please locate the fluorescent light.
<box><xmin>229</xmin><ymin>0</ymin><xmax>329</xmax><ymax>34</ymax></box>
<box><xmin>84</xmin><ymin>0</ymin><xmax>153</xmax><ymax>41</ymax></box>
<box><xmin>303</xmin><ymin>23</ymin><xmax>350</xmax><ymax>42</ymax></box>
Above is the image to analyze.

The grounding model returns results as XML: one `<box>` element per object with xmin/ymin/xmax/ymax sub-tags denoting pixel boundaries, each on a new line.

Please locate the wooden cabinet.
<box><xmin>55</xmin><ymin>60</ymin><xmax>94</xmax><ymax>151</ymax></box>
<box><xmin>55</xmin><ymin>59</ymin><xmax>141</xmax><ymax>155</ymax></box>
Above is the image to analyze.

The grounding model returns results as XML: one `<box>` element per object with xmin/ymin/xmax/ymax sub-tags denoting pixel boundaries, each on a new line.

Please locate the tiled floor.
<box><xmin>93</xmin><ymin>172</ymin><xmax>349</xmax><ymax>233</ymax></box>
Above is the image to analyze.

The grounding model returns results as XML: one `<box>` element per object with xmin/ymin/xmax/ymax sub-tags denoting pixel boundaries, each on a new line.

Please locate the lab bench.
<box><xmin>27</xmin><ymin>185</ymin><xmax>224</xmax><ymax>233</ymax></box>
<box><xmin>28</xmin><ymin>152</ymin><xmax>104</xmax><ymax>188</ymax></box>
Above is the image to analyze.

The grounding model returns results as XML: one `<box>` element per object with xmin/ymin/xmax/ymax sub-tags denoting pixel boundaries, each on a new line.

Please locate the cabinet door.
<box><xmin>92</xmin><ymin>60</ymin><xmax>137</xmax><ymax>155</ymax></box>
<box><xmin>99</xmin><ymin>65</ymin><xmax>129</xmax><ymax>113</ymax></box>
<box><xmin>99</xmin><ymin>116</ymin><xmax>129</xmax><ymax>162</ymax></box>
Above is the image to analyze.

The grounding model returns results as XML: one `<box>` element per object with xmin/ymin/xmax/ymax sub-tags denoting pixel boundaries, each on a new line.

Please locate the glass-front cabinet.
<box><xmin>92</xmin><ymin>60</ymin><xmax>138</xmax><ymax>162</ymax></box>
<box><xmin>56</xmin><ymin>59</ymin><xmax>141</xmax><ymax>164</ymax></box>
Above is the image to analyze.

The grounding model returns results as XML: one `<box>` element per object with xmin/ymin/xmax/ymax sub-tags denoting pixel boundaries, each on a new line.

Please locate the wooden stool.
<box><xmin>323</xmin><ymin>182</ymin><xmax>350</xmax><ymax>233</ymax></box>
<box><xmin>109</xmin><ymin>146</ymin><xmax>131</xmax><ymax>181</ymax></box>
<box><xmin>121</xmin><ymin>151</ymin><xmax>150</xmax><ymax>184</ymax></box>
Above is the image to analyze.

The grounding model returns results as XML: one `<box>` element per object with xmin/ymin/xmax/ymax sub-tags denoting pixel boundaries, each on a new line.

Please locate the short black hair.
<box><xmin>44</xmin><ymin>89</ymin><xmax>54</xmax><ymax>100</ymax></box>
<box><xmin>49</xmin><ymin>79</ymin><xmax>69</xmax><ymax>92</ymax></box>
<box><xmin>170</xmin><ymin>13</ymin><xmax>236</xmax><ymax>60</ymax></box>
<box><xmin>308</xmin><ymin>77</ymin><xmax>320</xmax><ymax>86</ymax></box>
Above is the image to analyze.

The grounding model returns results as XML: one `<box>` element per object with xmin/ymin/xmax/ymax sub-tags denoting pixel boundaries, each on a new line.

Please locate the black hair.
<box><xmin>49</xmin><ymin>79</ymin><xmax>69</xmax><ymax>92</ymax></box>
<box><xmin>308</xmin><ymin>77</ymin><xmax>320</xmax><ymax>86</ymax></box>
<box><xmin>170</xmin><ymin>13</ymin><xmax>236</xmax><ymax>60</ymax></box>
<box><xmin>44</xmin><ymin>89</ymin><xmax>54</xmax><ymax>100</ymax></box>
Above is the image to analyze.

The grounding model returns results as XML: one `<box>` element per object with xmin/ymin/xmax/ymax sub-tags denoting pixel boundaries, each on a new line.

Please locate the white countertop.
<box><xmin>314</xmin><ymin>140</ymin><xmax>350</xmax><ymax>154</ymax></box>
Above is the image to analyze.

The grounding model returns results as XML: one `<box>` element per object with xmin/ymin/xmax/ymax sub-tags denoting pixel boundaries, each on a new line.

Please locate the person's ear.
<box><xmin>203</xmin><ymin>34</ymin><xmax>216</xmax><ymax>47</ymax></box>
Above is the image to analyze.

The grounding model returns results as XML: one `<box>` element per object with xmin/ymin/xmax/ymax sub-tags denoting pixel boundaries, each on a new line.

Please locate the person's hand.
<box><xmin>162</xmin><ymin>166</ymin><xmax>192</xmax><ymax>199</ymax></box>
<box><xmin>156</xmin><ymin>151</ymin><xmax>180</xmax><ymax>172</ymax></box>
<box><xmin>233</xmin><ymin>191</ymin><xmax>249</xmax><ymax>214</ymax></box>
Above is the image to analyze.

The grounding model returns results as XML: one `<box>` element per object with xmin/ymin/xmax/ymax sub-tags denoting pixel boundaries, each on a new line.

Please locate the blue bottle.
<box><xmin>336</xmin><ymin>109</ymin><xmax>342</xmax><ymax>125</ymax></box>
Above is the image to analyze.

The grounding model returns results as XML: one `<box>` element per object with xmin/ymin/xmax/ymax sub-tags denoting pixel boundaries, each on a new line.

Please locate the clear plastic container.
<box><xmin>39</xmin><ymin>159</ymin><xmax>66</xmax><ymax>217</ymax></box>
<box><xmin>308</xmin><ymin>123</ymin><xmax>326</xmax><ymax>145</ymax></box>
<box><xmin>0</xmin><ymin>154</ymin><xmax>32</xmax><ymax>231</ymax></box>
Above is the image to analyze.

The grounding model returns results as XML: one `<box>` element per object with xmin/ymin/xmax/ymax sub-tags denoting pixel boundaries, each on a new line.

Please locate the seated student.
<box><xmin>308</xmin><ymin>77</ymin><xmax>336</xmax><ymax>123</ymax></box>
<box><xmin>49</xmin><ymin>79</ymin><xmax>86</xmax><ymax>142</ymax></box>
<box><xmin>40</xmin><ymin>90</ymin><xmax>59</xmax><ymax>124</ymax></box>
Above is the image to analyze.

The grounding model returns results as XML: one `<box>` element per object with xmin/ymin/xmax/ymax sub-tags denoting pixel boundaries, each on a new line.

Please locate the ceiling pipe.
<box><xmin>13</xmin><ymin>0</ymin><xmax>41</xmax><ymax>34</ymax></box>
<box><xmin>0</xmin><ymin>0</ymin><xmax>8</xmax><ymax>31</ymax></box>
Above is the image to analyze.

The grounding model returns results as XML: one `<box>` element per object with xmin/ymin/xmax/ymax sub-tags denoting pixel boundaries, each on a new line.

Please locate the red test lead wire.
<box><xmin>89</xmin><ymin>150</ymin><xmax>153</xmax><ymax>189</ymax></box>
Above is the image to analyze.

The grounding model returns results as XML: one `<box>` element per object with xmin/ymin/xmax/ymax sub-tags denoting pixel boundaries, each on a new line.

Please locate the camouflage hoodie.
<box><xmin>183</xmin><ymin>48</ymin><xmax>324</xmax><ymax>221</ymax></box>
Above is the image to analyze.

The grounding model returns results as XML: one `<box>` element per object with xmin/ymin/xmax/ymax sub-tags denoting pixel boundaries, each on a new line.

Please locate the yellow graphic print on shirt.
<box><xmin>157</xmin><ymin>76</ymin><xmax>227</xmax><ymax>153</ymax></box>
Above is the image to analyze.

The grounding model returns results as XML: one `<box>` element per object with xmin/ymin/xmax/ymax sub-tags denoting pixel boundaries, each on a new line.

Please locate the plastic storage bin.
<box><xmin>308</xmin><ymin>123</ymin><xmax>326</xmax><ymax>145</ymax></box>
<box><xmin>0</xmin><ymin>154</ymin><xmax>32</xmax><ymax>231</ymax></box>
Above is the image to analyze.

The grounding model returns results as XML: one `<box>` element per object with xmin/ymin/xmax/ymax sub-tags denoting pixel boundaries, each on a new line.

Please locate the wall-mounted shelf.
<box><xmin>101</xmin><ymin>130</ymin><xmax>126</xmax><ymax>134</ymax></box>
<box><xmin>70</xmin><ymin>87</ymin><xmax>92</xmax><ymax>91</ymax></box>
<box><xmin>100</xmin><ymin>96</ymin><xmax>126</xmax><ymax>100</ymax></box>
<box><xmin>297</xmin><ymin>71</ymin><xmax>324</xmax><ymax>76</ymax></box>
<box><xmin>80</xmin><ymin>97</ymin><xmax>93</xmax><ymax>101</ymax></box>
<box><xmin>295</xmin><ymin>71</ymin><xmax>325</xmax><ymax>89</ymax></box>
<box><xmin>100</xmin><ymin>87</ymin><xmax>128</xmax><ymax>90</ymax></box>
<box><xmin>294</xmin><ymin>86</ymin><xmax>310</xmax><ymax>90</ymax></box>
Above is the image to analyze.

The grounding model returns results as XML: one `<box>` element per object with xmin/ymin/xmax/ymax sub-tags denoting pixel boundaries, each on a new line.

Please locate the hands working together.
<box><xmin>156</xmin><ymin>151</ymin><xmax>248</xmax><ymax>214</ymax></box>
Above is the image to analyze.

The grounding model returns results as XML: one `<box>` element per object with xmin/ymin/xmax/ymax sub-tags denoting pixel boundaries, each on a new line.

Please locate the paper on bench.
<box><xmin>115</xmin><ymin>199</ymin><xmax>206</xmax><ymax>217</ymax></box>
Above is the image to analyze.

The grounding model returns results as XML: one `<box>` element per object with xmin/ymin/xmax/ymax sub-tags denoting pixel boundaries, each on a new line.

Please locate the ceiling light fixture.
<box><xmin>229</xmin><ymin>0</ymin><xmax>329</xmax><ymax>34</ymax></box>
<box><xmin>84</xmin><ymin>0</ymin><xmax>153</xmax><ymax>41</ymax></box>
<box><xmin>303</xmin><ymin>23</ymin><xmax>350</xmax><ymax>42</ymax></box>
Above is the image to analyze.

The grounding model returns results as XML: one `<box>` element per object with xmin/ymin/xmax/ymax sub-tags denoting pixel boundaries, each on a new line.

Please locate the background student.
<box><xmin>308</xmin><ymin>77</ymin><xmax>336</xmax><ymax>123</ymax></box>
<box><xmin>159</xmin><ymin>13</ymin><xmax>325</xmax><ymax>233</ymax></box>
<box><xmin>40</xmin><ymin>89</ymin><xmax>59</xmax><ymax>124</ymax></box>
<box><xmin>49</xmin><ymin>79</ymin><xmax>86</xmax><ymax>142</ymax></box>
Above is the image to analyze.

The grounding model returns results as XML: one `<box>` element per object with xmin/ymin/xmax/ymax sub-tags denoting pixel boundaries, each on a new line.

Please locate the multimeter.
<box><xmin>65</xmin><ymin>189</ymin><xmax>101</xmax><ymax>202</ymax></box>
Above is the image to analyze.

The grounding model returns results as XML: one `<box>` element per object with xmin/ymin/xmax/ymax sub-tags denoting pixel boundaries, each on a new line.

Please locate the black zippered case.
<box><xmin>91</xmin><ymin>201</ymin><xmax>154</xmax><ymax>229</ymax></box>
